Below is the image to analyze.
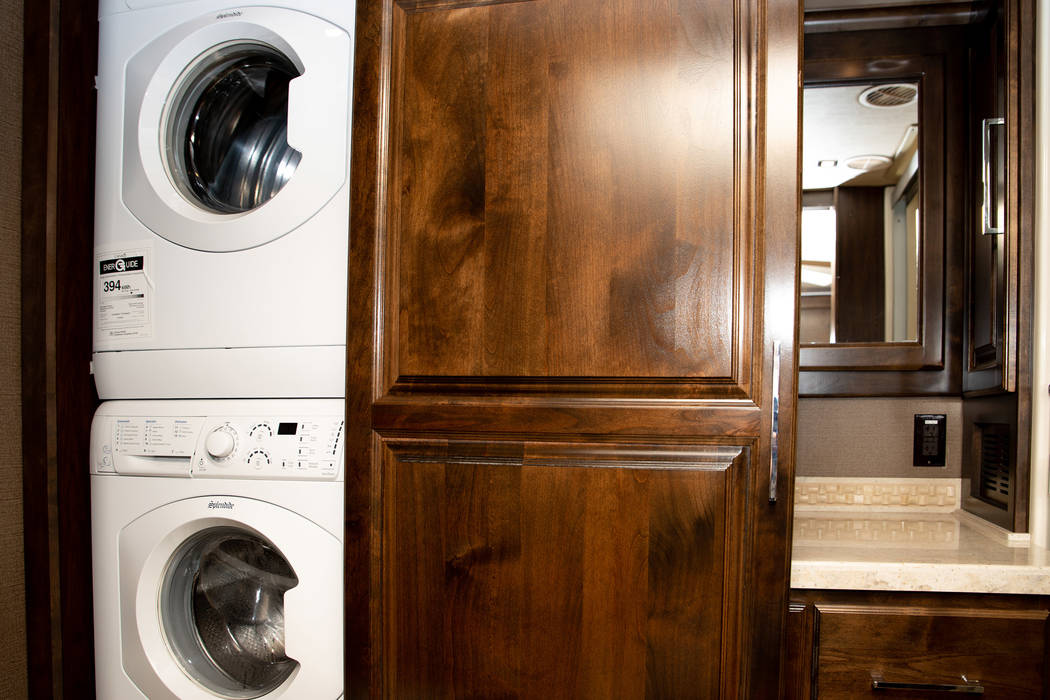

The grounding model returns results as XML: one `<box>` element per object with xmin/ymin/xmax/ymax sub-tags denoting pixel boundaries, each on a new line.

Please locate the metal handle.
<box><xmin>768</xmin><ymin>341</ymin><xmax>781</xmax><ymax>503</ymax></box>
<box><xmin>872</xmin><ymin>674</ymin><xmax>984</xmax><ymax>694</ymax></box>
<box><xmin>981</xmin><ymin>117</ymin><xmax>1004</xmax><ymax>235</ymax></box>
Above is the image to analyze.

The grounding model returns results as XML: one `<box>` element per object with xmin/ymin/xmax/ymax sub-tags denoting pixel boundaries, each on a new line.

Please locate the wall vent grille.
<box><xmin>977</xmin><ymin>423</ymin><xmax>1011</xmax><ymax>508</ymax></box>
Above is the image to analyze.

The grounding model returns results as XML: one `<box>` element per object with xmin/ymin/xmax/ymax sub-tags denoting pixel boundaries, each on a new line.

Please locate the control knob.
<box><xmin>205</xmin><ymin>426</ymin><xmax>238</xmax><ymax>461</ymax></box>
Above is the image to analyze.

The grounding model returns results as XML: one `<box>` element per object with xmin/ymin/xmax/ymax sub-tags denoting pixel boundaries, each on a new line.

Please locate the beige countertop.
<box><xmin>790</xmin><ymin>477</ymin><xmax>1050</xmax><ymax>595</ymax></box>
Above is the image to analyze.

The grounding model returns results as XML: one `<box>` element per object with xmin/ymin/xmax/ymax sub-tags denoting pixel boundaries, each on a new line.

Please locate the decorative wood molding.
<box><xmin>382</xmin><ymin>437</ymin><xmax>747</xmax><ymax>470</ymax></box>
<box><xmin>372</xmin><ymin>395</ymin><xmax>764</xmax><ymax>439</ymax></box>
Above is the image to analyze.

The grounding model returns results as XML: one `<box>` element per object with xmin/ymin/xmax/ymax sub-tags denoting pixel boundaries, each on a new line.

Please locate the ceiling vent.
<box><xmin>858</xmin><ymin>83</ymin><xmax>918</xmax><ymax>109</ymax></box>
<box><xmin>844</xmin><ymin>154</ymin><xmax>892</xmax><ymax>171</ymax></box>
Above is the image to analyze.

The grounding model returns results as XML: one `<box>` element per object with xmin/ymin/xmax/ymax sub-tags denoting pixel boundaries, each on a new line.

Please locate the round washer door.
<box><xmin>121</xmin><ymin>7</ymin><xmax>352</xmax><ymax>252</ymax></box>
<box><xmin>118</xmin><ymin>496</ymin><xmax>342</xmax><ymax>700</ymax></box>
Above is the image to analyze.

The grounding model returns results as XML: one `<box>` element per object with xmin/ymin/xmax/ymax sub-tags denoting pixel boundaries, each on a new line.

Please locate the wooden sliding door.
<box><xmin>347</xmin><ymin>0</ymin><xmax>800</xmax><ymax>697</ymax></box>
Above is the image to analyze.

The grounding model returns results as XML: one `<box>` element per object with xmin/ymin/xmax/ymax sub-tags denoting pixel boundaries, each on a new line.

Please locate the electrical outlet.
<box><xmin>913</xmin><ymin>414</ymin><xmax>947</xmax><ymax>467</ymax></box>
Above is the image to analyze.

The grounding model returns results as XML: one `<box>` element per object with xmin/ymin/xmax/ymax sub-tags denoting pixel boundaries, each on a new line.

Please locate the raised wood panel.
<box><xmin>380</xmin><ymin>439</ymin><xmax>751</xmax><ymax>698</ymax></box>
<box><xmin>383</xmin><ymin>0</ymin><xmax>756</xmax><ymax>396</ymax></box>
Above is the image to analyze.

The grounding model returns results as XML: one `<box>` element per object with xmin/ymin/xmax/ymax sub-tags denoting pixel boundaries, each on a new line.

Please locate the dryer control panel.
<box><xmin>91</xmin><ymin>403</ymin><xmax>344</xmax><ymax>481</ymax></box>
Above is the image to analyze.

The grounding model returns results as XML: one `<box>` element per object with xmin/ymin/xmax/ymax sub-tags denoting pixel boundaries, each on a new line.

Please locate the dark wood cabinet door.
<box><xmin>347</xmin><ymin>0</ymin><xmax>800</xmax><ymax>697</ymax></box>
<box><xmin>959</xmin><ymin>0</ymin><xmax>1035</xmax><ymax>534</ymax></box>
<box><xmin>963</xmin><ymin>0</ymin><xmax>1035</xmax><ymax>395</ymax></box>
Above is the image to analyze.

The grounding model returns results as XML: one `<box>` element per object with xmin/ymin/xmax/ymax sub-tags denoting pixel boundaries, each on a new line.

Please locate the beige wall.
<box><xmin>1</xmin><ymin>0</ymin><xmax>27</xmax><ymax>696</ymax></box>
<box><xmin>797</xmin><ymin>397</ymin><xmax>963</xmax><ymax>478</ymax></box>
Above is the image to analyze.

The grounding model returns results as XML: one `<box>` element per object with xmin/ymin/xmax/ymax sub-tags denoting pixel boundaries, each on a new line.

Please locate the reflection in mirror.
<box><xmin>800</xmin><ymin>81</ymin><xmax>920</xmax><ymax>345</ymax></box>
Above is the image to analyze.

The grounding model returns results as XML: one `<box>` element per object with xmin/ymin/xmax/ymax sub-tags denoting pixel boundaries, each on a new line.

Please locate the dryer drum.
<box><xmin>161</xmin><ymin>527</ymin><xmax>300</xmax><ymax>698</ymax></box>
<box><xmin>167</xmin><ymin>43</ymin><xmax>302</xmax><ymax>214</ymax></box>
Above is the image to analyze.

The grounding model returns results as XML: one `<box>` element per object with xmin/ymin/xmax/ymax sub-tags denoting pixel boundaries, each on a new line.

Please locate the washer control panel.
<box><xmin>193</xmin><ymin>417</ymin><xmax>344</xmax><ymax>479</ymax></box>
<box><xmin>95</xmin><ymin>410</ymin><xmax>344</xmax><ymax>480</ymax></box>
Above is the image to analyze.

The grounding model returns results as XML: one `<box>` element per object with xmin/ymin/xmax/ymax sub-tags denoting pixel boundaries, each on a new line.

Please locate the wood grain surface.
<box><xmin>381</xmin><ymin>440</ymin><xmax>747</xmax><ymax>698</ymax></box>
<box><xmin>789</xmin><ymin>590</ymin><xmax>1050</xmax><ymax>699</ymax></box>
<box><xmin>386</xmin><ymin>0</ymin><xmax>749</xmax><ymax>390</ymax></box>
<box><xmin>349</xmin><ymin>0</ymin><xmax>800</xmax><ymax>696</ymax></box>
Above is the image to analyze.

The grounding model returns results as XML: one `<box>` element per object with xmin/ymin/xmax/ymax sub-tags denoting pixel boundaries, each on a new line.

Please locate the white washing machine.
<box><xmin>90</xmin><ymin>399</ymin><xmax>344</xmax><ymax>699</ymax></box>
<box><xmin>93</xmin><ymin>0</ymin><xmax>355</xmax><ymax>399</ymax></box>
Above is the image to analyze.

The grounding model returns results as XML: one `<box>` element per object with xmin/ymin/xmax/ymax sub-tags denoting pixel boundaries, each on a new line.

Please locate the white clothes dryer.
<box><xmin>90</xmin><ymin>399</ymin><xmax>344</xmax><ymax>699</ymax></box>
<box><xmin>93</xmin><ymin>0</ymin><xmax>355</xmax><ymax>399</ymax></box>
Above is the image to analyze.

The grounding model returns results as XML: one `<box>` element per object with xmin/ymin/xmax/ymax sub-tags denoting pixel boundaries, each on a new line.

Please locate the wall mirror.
<box><xmin>800</xmin><ymin>81</ymin><xmax>920</xmax><ymax>345</ymax></box>
<box><xmin>799</xmin><ymin>51</ymin><xmax>948</xmax><ymax>387</ymax></box>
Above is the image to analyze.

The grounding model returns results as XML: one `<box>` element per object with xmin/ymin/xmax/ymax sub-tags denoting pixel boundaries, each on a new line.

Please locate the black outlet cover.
<box><xmin>913</xmin><ymin>414</ymin><xmax>947</xmax><ymax>467</ymax></box>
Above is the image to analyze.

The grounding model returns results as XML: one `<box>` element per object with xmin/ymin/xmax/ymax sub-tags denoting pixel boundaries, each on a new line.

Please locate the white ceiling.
<box><xmin>802</xmin><ymin>83</ymin><xmax>918</xmax><ymax>190</ymax></box>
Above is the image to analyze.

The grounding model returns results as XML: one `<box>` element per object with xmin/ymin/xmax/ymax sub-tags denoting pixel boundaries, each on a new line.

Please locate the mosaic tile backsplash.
<box><xmin>794</xmin><ymin>477</ymin><xmax>960</xmax><ymax>510</ymax></box>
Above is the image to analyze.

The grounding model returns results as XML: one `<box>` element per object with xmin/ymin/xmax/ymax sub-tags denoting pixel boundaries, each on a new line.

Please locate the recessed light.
<box><xmin>817</xmin><ymin>159</ymin><xmax>838</xmax><ymax>168</ymax></box>
<box><xmin>844</xmin><ymin>154</ymin><xmax>892</xmax><ymax>171</ymax></box>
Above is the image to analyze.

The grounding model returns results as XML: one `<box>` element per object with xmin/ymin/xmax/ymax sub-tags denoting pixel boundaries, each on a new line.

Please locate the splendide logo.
<box><xmin>207</xmin><ymin>500</ymin><xmax>234</xmax><ymax>510</ymax></box>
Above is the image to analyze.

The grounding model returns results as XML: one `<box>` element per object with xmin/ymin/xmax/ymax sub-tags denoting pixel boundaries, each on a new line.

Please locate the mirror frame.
<box><xmin>799</xmin><ymin>53</ymin><xmax>946</xmax><ymax>375</ymax></box>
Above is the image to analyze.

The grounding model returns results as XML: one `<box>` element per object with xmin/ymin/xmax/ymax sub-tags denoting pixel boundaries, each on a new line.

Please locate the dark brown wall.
<box><xmin>1</xmin><ymin>0</ymin><xmax>28</xmax><ymax>696</ymax></box>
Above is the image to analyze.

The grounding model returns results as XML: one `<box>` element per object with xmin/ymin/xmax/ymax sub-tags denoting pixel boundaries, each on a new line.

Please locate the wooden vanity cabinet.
<box><xmin>786</xmin><ymin>590</ymin><xmax>1050</xmax><ymax>699</ymax></box>
<box><xmin>962</xmin><ymin>0</ymin><xmax>1034</xmax><ymax>397</ymax></box>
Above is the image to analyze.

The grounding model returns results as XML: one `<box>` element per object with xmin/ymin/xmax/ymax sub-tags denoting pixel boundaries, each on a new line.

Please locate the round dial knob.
<box><xmin>205</xmin><ymin>426</ymin><xmax>238</xmax><ymax>460</ymax></box>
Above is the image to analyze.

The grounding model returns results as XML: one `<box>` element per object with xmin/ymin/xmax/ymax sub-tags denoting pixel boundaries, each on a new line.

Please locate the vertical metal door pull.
<box><xmin>981</xmin><ymin>116</ymin><xmax>1005</xmax><ymax>235</ymax></box>
<box><xmin>769</xmin><ymin>341</ymin><xmax>780</xmax><ymax>503</ymax></box>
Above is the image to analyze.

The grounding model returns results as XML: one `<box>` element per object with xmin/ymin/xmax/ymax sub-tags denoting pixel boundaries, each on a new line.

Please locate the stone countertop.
<box><xmin>790</xmin><ymin>478</ymin><xmax>1050</xmax><ymax>595</ymax></box>
<box><xmin>791</xmin><ymin>509</ymin><xmax>1050</xmax><ymax>594</ymax></box>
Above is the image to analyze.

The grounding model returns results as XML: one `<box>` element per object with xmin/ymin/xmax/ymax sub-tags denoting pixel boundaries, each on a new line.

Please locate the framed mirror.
<box><xmin>799</xmin><ymin>53</ymin><xmax>947</xmax><ymax>377</ymax></box>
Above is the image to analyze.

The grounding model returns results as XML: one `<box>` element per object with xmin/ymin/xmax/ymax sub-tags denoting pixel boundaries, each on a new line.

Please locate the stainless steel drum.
<box><xmin>165</xmin><ymin>42</ymin><xmax>302</xmax><ymax>214</ymax></box>
<box><xmin>162</xmin><ymin>528</ymin><xmax>300</xmax><ymax>698</ymax></box>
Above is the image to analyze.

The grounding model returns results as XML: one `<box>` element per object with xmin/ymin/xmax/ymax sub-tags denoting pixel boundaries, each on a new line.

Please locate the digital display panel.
<box><xmin>278</xmin><ymin>422</ymin><xmax>298</xmax><ymax>436</ymax></box>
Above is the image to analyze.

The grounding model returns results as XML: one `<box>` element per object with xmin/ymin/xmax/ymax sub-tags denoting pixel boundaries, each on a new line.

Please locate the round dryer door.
<box><xmin>121</xmin><ymin>7</ymin><xmax>353</xmax><ymax>252</ymax></box>
<box><xmin>161</xmin><ymin>528</ymin><xmax>298</xmax><ymax>698</ymax></box>
<box><xmin>166</xmin><ymin>43</ymin><xmax>302</xmax><ymax>215</ymax></box>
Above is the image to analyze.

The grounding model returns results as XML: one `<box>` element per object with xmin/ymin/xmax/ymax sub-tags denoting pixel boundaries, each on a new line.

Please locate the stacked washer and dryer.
<box><xmin>89</xmin><ymin>1</ymin><xmax>353</xmax><ymax>698</ymax></box>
